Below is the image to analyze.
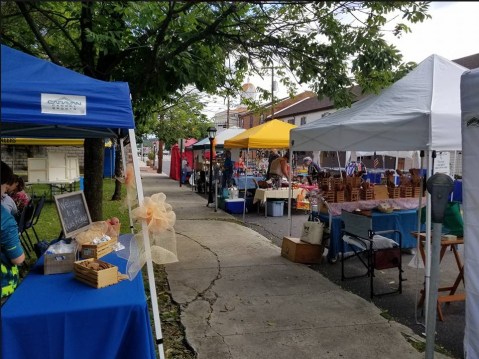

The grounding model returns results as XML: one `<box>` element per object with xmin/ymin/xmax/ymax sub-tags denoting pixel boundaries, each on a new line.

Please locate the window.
<box><xmin>249</xmin><ymin>115</ymin><xmax>253</xmax><ymax>128</ymax></box>
<box><xmin>288</xmin><ymin>118</ymin><xmax>295</xmax><ymax>125</ymax></box>
<box><xmin>300</xmin><ymin>116</ymin><xmax>306</xmax><ymax>125</ymax></box>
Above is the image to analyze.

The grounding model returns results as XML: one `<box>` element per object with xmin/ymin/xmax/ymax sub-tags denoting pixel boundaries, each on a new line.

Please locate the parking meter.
<box><xmin>425</xmin><ymin>172</ymin><xmax>454</xmax><ymax>359</ymax></box>
<box><xmin>426</xmin><ymin>173</ymin><xmax>454</xmax><ymax>223</ymax></box>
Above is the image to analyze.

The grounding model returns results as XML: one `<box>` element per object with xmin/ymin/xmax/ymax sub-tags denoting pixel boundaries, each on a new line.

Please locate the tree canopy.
<box><xmin>1</xmin><ymin>1</ymin><xmax>431</xmax><ymax>218</ymax></box>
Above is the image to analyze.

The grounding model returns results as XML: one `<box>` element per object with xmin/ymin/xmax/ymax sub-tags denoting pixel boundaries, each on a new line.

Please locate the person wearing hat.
<box><xmin>303</xmin><ymin>156</ymin><xmax>321</xmax><ymax>185</ymax></box>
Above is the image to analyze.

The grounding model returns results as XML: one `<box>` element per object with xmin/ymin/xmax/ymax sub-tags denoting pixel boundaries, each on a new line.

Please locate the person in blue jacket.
<box><xmin>1</xmin><ymin>161</ymin><xmax>25</xmax><ymax>302</ymax></box>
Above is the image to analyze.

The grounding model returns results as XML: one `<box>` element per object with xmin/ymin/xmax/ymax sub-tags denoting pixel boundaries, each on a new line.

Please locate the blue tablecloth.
<box><xmin>452</xmin><ymin>180</ymin><xmax>462</xmax><ymax>202</ymax></box>
<box><xmin>319</xmin><ymin>209</ymin><xmax>420</xmax><ymax>260</ymax></box>
<box><xmin>1</xmin><ymin>242</ymin><xmax>156</xmax><ymax>359</ymax></box>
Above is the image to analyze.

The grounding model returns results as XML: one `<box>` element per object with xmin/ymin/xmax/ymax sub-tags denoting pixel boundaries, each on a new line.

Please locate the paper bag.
<box><xmin>300</xmin><ymin>221</ymin><xmax>324</xmax><ymax>245</ymax></box>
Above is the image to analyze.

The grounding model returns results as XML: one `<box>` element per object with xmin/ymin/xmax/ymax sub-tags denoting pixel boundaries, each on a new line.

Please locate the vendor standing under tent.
<box><xmin>222</xmin><ymin>150</ymin><xmax>234</xmax><ymax>188</ymax></box>
<box><xmin>303</xmin><ymin>156</ymin><xmax>321</xmax><ymax>185</ymax></box>
<box><xmin>269</xmin><ymin>151</ymin><xmax>290</xmax><ymax>188</ymax></box>
<box><xmin>266</xmin><ymin>149</ymin><xmax>279</xmax><ymax>180</ymax></box>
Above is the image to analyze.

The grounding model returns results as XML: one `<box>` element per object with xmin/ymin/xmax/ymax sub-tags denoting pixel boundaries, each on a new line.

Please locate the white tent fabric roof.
<box><xmin>290</xmin><ymin>54</ymin><xmax>467</xmax><ymax>152</ymax></box>
<box><xmin>192</xmin><ymin>127</ymin><xmax>245</xmax><ymax>150</ymax></box>
<box><xmin>356</xmin><ymin>151</ymin><xmax>417</xmax><ymax>158</ymax></box>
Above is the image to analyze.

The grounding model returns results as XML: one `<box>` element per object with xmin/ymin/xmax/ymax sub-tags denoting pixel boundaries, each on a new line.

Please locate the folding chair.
<box><xmin>17</xmin><ymin>199</ymin><xmax>35</xmax><ymax>258</ymax></box>
<box><xmin>340</xmin><ymin>210</ymin><xmax>403</xmax><ymax>298</ymax></box>
<box><xmin>24</xmin><ymin>195</ymin><xmax>46</xmax><ymax>243</ymax></box>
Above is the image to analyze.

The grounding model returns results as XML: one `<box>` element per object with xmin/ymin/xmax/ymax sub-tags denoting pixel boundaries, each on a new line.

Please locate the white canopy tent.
<box><xmin>290</xmin><ymin>54</ymin><xmax>467</xmax><ymax>350</ymax></box>
<box><xmin>461</xmin><ymin>67</ymin><xmax>479</xmax><ymax>358</ymax></box>
<box><xmin>291</xmin><ymin>54</ymin><xmax>465</xmax><ymax>152</ymax></box>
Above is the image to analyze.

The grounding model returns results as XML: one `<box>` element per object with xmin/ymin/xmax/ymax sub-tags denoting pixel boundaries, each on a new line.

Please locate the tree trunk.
<box><xmin>84</xmin><ymin>138</ymin><xmax>104</xmax><ymax>221</ymax></box>
<box><xmin>111</xmin><ymin>138</ymin><xmax>123</xmax><ymax>201</ymax></box>
<box><xmin>157</xmin><ymin>140</ymin><xmax>164</xmax><ymax>173</ymax></box>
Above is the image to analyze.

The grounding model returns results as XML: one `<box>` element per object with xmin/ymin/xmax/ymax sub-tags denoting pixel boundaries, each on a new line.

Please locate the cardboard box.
<box><xmin>74</xmin><ymin>258</ymin><xmax>119</xmax><ymax>288</ymax></box>
<box><xmin>81</xmin><ymin>236</ymin><xmax>118</xmax><ymax>259</ymax></box>
<box><xmin>44</xmin><ymin>252</ymin><xmax>76</xmax><ymax>275</ymax></box>
<box><xmin>281</xmin><ymin>236</ymin><xmax>324</xmax><ymax>264</ymax></box>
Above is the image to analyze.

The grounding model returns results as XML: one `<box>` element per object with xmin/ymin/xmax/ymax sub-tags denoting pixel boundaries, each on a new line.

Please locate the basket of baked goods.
<box><xmin>74</xmin><ymin>258</ymin><xmax>127</xmax><ymax>288</ymax></box>
<box><xmin>75</xmin><ymin>217</ymin><xmax>121</xmax><ymax>259</ymax></box>
<box><xmin>377</xmin><ymin>202</ymin><xmax>394</xmax><ymax>214</ymax></box>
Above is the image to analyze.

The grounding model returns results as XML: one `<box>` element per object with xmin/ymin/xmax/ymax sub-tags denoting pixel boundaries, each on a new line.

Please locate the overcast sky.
<box><xmin>203</xmin><ymin>1</ymin><xmax>479</xmax><ymax>117</ymax></box>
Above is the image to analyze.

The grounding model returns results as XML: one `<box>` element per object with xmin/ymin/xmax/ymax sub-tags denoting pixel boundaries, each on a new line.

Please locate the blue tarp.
<box><xmin>1</xmin><ymin>45</ymin><xmax>134</xmax><ymax>139</ymax></box>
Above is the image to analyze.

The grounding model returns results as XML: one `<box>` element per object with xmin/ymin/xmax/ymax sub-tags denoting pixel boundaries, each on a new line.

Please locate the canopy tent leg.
<box><xmin>120</xmin><ymin>137</ymin><xmax>135</xmax><ymax>234</ymax></box>
<box><xmin>129</xmin><ymin>129</ymin><xmax>165</xmax><ymax>359</ymax></box>
<box><xmin>288</xmin><ymin>147</ymin><xmax>293</xmax><ymax>236</ymax></box>
<box><xmin>242</xmin><ymin>149</ymin><xmax>248</xmax><ymax>222</ymax></box>
<box><xmin>423</xmin><ymin>150</ymin><xmax>433</xmax><ymax>334</ymax></box>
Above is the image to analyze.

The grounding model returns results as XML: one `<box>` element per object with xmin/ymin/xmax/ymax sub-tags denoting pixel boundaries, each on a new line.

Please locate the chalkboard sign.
<box><xmin>54</xmin><ymin>191</ymin><xmax>92</xmax><ymax>238</ymax></box>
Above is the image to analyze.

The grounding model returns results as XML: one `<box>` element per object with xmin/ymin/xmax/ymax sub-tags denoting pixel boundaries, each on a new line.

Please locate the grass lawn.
<box><xmin>23</xmin><ymin>178</ymin><xmax>130</xmax><ymax>263</ymax></box>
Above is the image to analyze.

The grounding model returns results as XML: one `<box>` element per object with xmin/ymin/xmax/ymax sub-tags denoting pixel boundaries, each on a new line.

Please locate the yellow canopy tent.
<box><xmin>1</xmin><ymin>138</ymin><xmax>84</xmax><ymax>146</ymax></box>
<box><xmin>223</xmin><ymin>119</ymin><xmax>296</xmax><ymax>149</ymax></box>
<box><xmin>223</xmin><ymin>120</ymin><xmax>297</xmax><ymax>220</ymax></box>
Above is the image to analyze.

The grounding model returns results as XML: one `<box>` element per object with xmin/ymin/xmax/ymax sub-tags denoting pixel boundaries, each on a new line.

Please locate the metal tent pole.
<box><xmin>128</xmin><ymin>129</ymin><xmax>165</xmax><ymax>359</ymax></box>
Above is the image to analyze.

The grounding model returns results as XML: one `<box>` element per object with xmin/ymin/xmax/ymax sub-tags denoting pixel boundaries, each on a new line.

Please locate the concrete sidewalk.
<box><xmin>139</xmin><ymin>168</ymin><xmax>450</xmax><ymax>359</ymax></box>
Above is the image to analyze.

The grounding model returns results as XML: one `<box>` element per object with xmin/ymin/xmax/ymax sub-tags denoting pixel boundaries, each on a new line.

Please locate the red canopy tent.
<box><xmin>169</xmin><ymin>144</ymin><xmax>181</xmax><ymax>180</ymax></box>
<box><xmin>183</xmin><ymin>138</ymin><xmax>197</xmax><ymax>167</ymax></box>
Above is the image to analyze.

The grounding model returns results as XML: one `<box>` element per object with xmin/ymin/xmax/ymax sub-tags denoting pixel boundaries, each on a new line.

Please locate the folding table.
<box><xmin>413</xmin><ymin>232</ymin><xmax>465</xmax><ymax>321</ymax></box>
<box><xmin>1</xmin><ymin>242</ymin><xmax>156</xmax><ymax>359</ymax></box>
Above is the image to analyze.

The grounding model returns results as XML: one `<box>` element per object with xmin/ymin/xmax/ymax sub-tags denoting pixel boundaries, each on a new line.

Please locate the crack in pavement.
<box><xmin>175</xmin><ymin>229</ymin><xmax>234</xmax><ymax>356</ymax></box>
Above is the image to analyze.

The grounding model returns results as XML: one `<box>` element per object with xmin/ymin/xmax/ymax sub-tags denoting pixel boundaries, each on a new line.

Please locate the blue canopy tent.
<box><xmin>1</xmin><ymin>45</ymin><xmax>164</xmax><ymax>357</ymax></box>
<box><xmin>1</xmin><ymin>45</ymin><xmax>133</xmax><ymax>139</ymax></box>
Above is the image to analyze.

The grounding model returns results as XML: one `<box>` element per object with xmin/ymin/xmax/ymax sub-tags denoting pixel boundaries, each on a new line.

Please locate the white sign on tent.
<box><xmin>433</xmin><ymin>151</ymin><xmax>450</xmax><ymax>176</ymax></box>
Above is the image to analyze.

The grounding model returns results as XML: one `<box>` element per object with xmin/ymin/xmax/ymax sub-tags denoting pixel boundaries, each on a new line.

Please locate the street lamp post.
<box><xmin>207</xmin><ymin>126</ymin><xmax>217</xmax><ymax>207</ymax></box>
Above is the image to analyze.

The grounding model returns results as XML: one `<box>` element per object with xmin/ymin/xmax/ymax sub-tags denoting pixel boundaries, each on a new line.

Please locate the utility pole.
<box><xmin>271</xmin><ymin>63</ymin><xmax>275</xmax><ymax>119</ymax></box>
<box><xmin>226</xmin><ymin>94</ymin><xmax>230</xmax><ymax>129</ymax></box>
<box><xmin>226</xmin><ymin>56</ymin><xmax>231</xmax><ymax>129</ymax></box>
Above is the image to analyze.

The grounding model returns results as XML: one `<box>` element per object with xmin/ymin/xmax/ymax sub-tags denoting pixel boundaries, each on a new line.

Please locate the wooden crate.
<box><xmin>413</xmin><ymin>187</ymin><xmax>423</xmax><ymax>198</ymax></box>
<box><xmin>346</xmin><ymin>188</ymin><xmax>360</xmax><ymax>202</ymax></box>
<box><xmin>346</xmin><ymin>177</ymin><xmax>362</xmax><ymax>188</ymax></box>
<box><xmin>332</xmin><ymin>178</ymin><xmax>343</xmax><ymax>189</ymax></box>
<box><xmin>388</xmin><ymin>187</ymin><xmax>400</xmax><ymax>199</ymax></box>
<box><xmin>44</xmin><ymin>252</ymin><xmax>76</xmax><ymax>275</ymax></box>
<box><xmin>281</xmin><ymin>237</ymin><xmax>324</xmax><ymax>264</ymax></box>
<box><xmin>320</xmin><ymin>178</ymin><xmax>332</xmax><ymax>191</ymax></box>
<box><xmin>322</xmin><ymin>191</ymin><xmax>335</xmax><ymax>203</ymax></box>
<box><xmin>360</xmin><ymin>188</ymin><xmax>374</xmax><ymax>200</ymax></box>
<box><xmin>74</xmin><ymin>258</ymin><xmax>119</xmax><ymax>288</ymax></box>
<box><xmin>81</xmin><ymin>236</ymin><xmax>118</xmax><ymax>259</ymax></box>
<box><xmin>400</xmin><ymin>186</ymin><xmax>413</xmax><ymax>198</ymax></box>
<box><xmin>335</xmin><ymin>191</ymin><xmax>345</xmax><ymax>203</ymax></box>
